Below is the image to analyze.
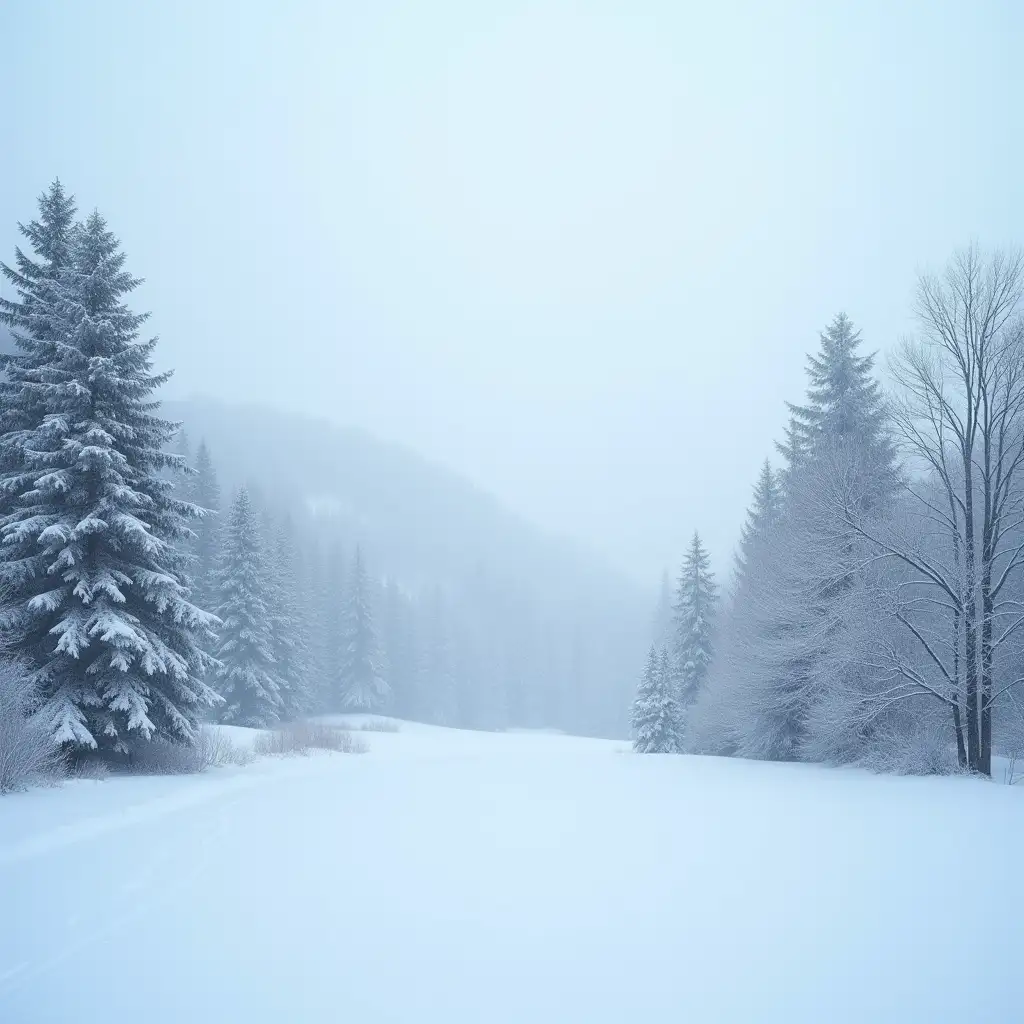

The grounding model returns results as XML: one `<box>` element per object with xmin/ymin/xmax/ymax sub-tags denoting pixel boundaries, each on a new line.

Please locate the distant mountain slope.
<box><xmin>166</xmin><ymin>396</ymin><xmax>647</xmax><ymax>735</ymax></box>
<box><xmin>165</xmin><ymin>395</ymin><xmax>641</xmax><ymax>618</ymax></box>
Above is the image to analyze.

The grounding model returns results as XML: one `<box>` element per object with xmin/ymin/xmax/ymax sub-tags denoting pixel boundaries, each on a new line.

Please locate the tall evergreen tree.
<box><xmin>703</xmin><ymin>313</ymin><xmax>898</xmax><ymax>763</ymax></box>
<box><xmin>189</xmin><ymin>439</ymin><xmax>221</xmax><ymax>610</ymax></box>
<box><xmin>211</xmin><ymin>488</ymin><xmax>282</xmax><ymax>727</ymax></box>
<box><xmin>0</xmin><ymin>209</ymin><xmax>219</xmax><ymax>751</ymax></box>
<box><xmin>339</xmin><ymin>546</ymin><xmax>388</xmax><ymax>711</ymax></box>
<box><xmin>631</xmin><ymin>646</ymin><xmax>682</xmax><ymax>753</ymax></box>
<box><xmin>269</xmin><ymin>514</ymin><xmax>313</xmax><ymax>719</ymax></box>
<box><xmin>673</xmin><ymin>532</ymin><xmax>717</xmax><ymax>710</ymax></box>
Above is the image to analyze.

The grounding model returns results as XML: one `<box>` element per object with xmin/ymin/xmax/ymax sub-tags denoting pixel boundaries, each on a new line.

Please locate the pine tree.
<box><xmin>339</xmin><ymin>546</ymin><xmax>388</xmax><ymax>711</ymax></box>
<box><xmin>673</xmin><ymin>532</ymin><xmax>717</xmax><ymax>710</ymax></box>
<box><xmin>710</xmin><ymin>314</ymin><xmax>897</xmax><ymax>762</ymax></box>
<box><xmin>189</xmin><ymin>439</ymin><xmax>221</xmax><ymax>611</ymax></box>
<box><xmin>631</xmin><ymin>646</ymin><xmax>682</xmax><ymax>753</ymax></box>
<box><xmin>0</xmin><ymin>208</ymin><xmax>219</xmax><ymax>751</ymax></box>
<box><xmin>269</xmin><ymin>515</ymin><xmax>313</xmax><ymax>719</ymax></box>
<box><xmin>211</xmin><ymin>488</ymin><xmax>282</xmax><ymax>726</ymax></box>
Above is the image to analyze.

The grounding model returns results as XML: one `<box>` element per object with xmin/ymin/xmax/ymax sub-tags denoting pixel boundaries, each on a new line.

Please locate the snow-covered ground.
<box><xmin>1</xmin><ymin>720</ymin><xmax>1021</xmax><ymax>1023</ymax></box>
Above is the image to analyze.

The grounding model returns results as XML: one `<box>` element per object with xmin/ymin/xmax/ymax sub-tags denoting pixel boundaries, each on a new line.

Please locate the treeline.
<box><xmin>635</xmin><ymin>260</ymin><xmax>1024</xmax><ymax>777</ymax></box>
<box><xmin>168</xmin><ymin>429</ymin><xmax>523</xmax><ymax>729</ymax></box>
<box><xmin>0</xmin><ymin>180</ymin><xmax>624</xmax><ymax>763</ymax></box>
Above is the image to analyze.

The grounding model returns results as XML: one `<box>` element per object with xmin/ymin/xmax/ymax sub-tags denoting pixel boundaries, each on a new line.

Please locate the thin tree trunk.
<box><xmin>952</xmin><ymin>702</ymin><xmax>968</xmax><ymax>770</ymax></box>
<box><xmin>963</xmin><ymin>478</ymin><xmax>981</xmax><ymax>772</ymax></box>
<box><xmin>980</xmin><ymin>548</ymin><xmax>994</xmax><ymax>777</ymax></box>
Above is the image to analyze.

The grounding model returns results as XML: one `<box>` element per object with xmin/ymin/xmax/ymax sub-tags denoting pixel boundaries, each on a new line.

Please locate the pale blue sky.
<box><xmin>3</xmin><ymin>0</ymin><xmax>1023</xmax><ymax>581</ymax></box>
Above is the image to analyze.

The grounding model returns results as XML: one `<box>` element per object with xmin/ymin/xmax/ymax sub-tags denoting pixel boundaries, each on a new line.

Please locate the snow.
<box><xmin>0</xmin><ymin>721</ymin><xmax>1021</xmax><ymax>1023</ymax></box>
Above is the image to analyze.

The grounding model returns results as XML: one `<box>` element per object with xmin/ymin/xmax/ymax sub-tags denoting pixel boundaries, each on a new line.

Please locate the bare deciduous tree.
<box><xmin>850</xmin><ymin>245</ymin><xmax>1024</xmax><ymax>774</ymax></box>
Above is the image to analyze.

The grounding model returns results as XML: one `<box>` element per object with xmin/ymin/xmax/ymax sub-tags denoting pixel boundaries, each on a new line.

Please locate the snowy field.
<box><xmin>1</xmin><ymin>721</ymin><xmax>1021</xmax><ymax>1023</ymax></box>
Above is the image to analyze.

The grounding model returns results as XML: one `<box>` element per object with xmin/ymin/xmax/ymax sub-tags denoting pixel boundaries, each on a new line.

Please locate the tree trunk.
<box><xmin>963</xmin><ymin>482</ymin><xmax>981</xmax><ymax>772</ymax></box>
<box><xmin>952</xmin><ymin>701</ymin><xmax>968</xmax><ymax>770</ymax></box>
<box><xmin>980</xmin><ymin>554</ymin><xmax>994</xmax><ymax>778</ymax></box>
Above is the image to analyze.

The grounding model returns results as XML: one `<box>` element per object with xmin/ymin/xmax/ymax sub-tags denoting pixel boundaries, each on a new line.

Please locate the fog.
<box><xmin>3</xmin><ymin>0</ymin><xmax>1023</xmax><ymax>580</ymax></box>
<box><xmin>7</xmin><ymin>6</ymin><xmax>1024</xmax><ymax>1018</ymax></box>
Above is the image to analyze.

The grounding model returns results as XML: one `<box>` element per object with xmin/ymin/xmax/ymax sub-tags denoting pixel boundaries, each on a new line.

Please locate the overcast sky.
<box><xmin>3</xmin><ymin>0</ymin><xmax>1023</xmax><ymax>582</ymax></box>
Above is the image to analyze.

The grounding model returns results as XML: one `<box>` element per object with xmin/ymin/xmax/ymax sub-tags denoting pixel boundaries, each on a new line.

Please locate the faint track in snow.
<box><xmin>0</xmin><ymin>758</ymin><xmax>332</xmax><ymax>868</ymax></box>
<box><xmin>0</xmin><ymin>788</ymin><xmax>244</xmax><ymax>1002</ymax></box>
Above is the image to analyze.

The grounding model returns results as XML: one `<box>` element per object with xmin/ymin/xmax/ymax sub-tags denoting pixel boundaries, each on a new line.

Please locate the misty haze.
<box><xmin>1</xmin><ymin>3</ymin><xmax>1022</xmax><ymax>1022</ymax></box>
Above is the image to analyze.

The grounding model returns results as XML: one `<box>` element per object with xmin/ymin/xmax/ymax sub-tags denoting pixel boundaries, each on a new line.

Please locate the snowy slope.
<box><xmin>0</xmin><ymin>723</ymin><xmax>1021</xmax><ymax>1023</ymax></box>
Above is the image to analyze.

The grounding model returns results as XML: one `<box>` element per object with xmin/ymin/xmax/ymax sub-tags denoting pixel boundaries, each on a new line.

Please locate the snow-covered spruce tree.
<box><xmin>631</xmin><ymin>646</ymin><xmax>682</xmax><ymax>753</ymax></box>
<box><xmin>269</xmin><ymin>514</ymin><xmax>313</xmax><ymax>719</ymax></box>
<box><xmin>718</xmin><ymin>314</ymin><xmax>897</xmax><ymax>763</ymax></box>
<box><xmin>672</xmin><ymin>532</ymin><xmax>717</xmax><ymax>712</ymax></box>
<box><xmin>211</xmin><ymin>487</ymin><xmax>282</xmax><ymax>727</ymax></box>
<box><xmin>0</xmin><ymin>209</ymin><xmax>219</xmax><ymax>752</ymax></box>
<box><xmin>688</xmin><ymin>463</ymin><xmax>784</xmax><ymax>756</ymax></box>
<box><xmin>339</xmin><ymin>546</ymin><xmax>388</xmax><ymax>711</ymax></box>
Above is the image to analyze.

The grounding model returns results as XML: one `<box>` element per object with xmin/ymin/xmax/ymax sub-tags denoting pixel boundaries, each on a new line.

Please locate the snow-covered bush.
<box><xmin>0</xmin><ymin>661</ymin><xmax>67</xmax><ymax>793</ymax></box>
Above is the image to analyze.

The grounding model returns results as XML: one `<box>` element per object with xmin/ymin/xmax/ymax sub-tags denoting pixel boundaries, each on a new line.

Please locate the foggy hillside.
<box><xmin>166</xmin><ymin>395</ymin><xmax>648</xmax><ymax>736</ymax></box>
<box><xmin>166</xmin><ymin>396</ymin><xmax>642</xmax><ymax>615</ymax></box>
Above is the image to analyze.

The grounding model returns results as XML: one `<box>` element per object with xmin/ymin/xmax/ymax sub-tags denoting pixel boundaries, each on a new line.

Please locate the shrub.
<box><xmin>253</xmin><ymin>721</ymin><xmax>367</xmax><ymax>756</ymax></box>
<box><xmin>0</xmin><ymin>661</ymin><xmax>67</xmax><ymax>794</ymax></box>
<box><xmin>125</xmin><ymin>727</ymin><xmax>254</xmax><ymax>775</ymax></box>
<box><xmin>70</xmin><ymin>758</ymin><xmax>111</xmax><ymax>781</ymax></box>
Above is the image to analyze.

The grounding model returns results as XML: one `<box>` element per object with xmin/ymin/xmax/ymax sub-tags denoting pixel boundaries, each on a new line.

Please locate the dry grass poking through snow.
<box><xmin>359</xmin><ymin>717</ymin><xmax>400</xmax><ymax>733</ymax></box>
<box><xmin>0</xmin><ymin>663</ymin><xmax>68</xmax><ymax>794</ymax></box>
<box><xmin>125</xmin><ymin>728</ymin><xmax>255</xmax><ymax>776</ymax></box>
<box><xmin>253</xmin><ymin>721</ymin><xmax>368</xmax><ymax>757</ymax></box>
